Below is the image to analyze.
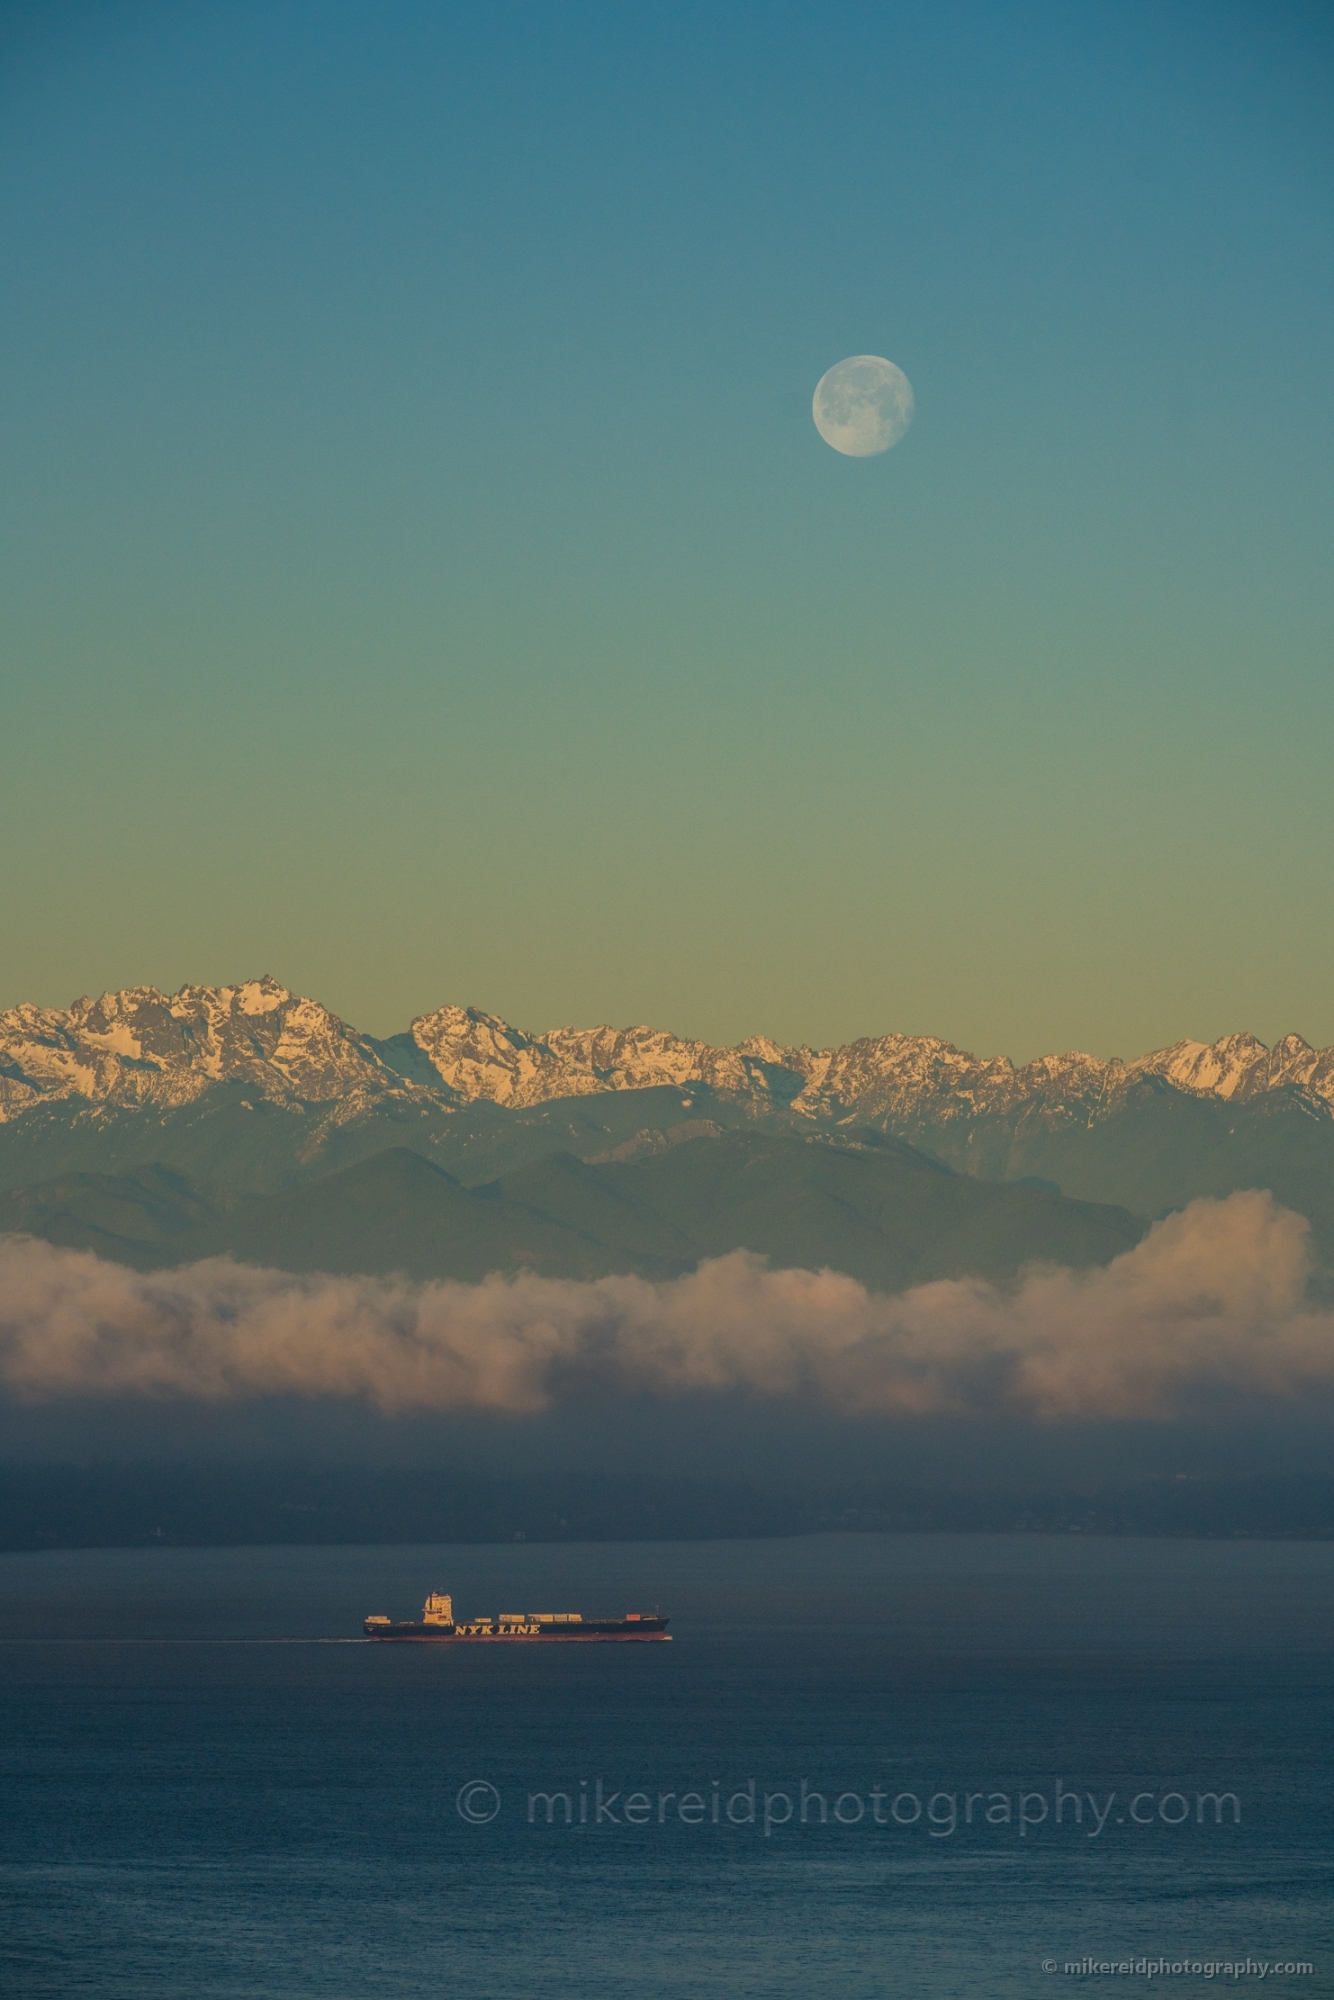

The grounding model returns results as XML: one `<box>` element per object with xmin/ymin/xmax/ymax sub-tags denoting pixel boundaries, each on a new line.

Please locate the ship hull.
<box><xmin>364</xmin><ymin>1619</ymin><xmax>670</xmax><ymax>1643</ymax></box>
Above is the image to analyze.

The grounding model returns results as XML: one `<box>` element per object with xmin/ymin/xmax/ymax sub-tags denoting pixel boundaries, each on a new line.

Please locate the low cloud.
<box><xmin>0</xmin><ymin>1191</ymin><xmax>1331</xmax><ymax>1423</ymax></box>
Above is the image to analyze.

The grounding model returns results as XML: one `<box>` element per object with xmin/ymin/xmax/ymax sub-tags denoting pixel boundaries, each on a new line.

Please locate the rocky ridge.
<box><xmin>3</xmin><ymin>980</ymin><xmax>1332</xmax><ymax>1136</ymax></box>
<box><xmin>0</xmin><ymin>978</ymin><xmax>408</xmax><ymax>1122</ymax></box>
<box><xmin>403</xmin><ymin>1004</ymin><xmax>1334</xmax><ymax>1128</ymax></box>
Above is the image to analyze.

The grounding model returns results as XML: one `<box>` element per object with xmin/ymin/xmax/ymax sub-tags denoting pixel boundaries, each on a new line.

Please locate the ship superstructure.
<box><xmin>364</xmin><ymin>1589</ymin><xmax>670</xmax><ymax>1642</ymax></box>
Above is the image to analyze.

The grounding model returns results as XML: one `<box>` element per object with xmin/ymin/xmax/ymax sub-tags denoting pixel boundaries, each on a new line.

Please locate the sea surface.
<box><xmin>1</xmin><ymin>1533</ymin><xmax>1331</xmax><ymax>1998</ymax></box>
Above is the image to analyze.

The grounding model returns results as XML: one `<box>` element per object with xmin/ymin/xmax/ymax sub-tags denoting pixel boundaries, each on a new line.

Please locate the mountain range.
<box><xmin>7</xmin><ymin>976</ymin><xmax>1334</xmax><ymax>1126</ymax></box>
<box><xmin>2</xmin><ymin>977</ymin><xmax>1332</xmax><ymax>1277</ymax></box>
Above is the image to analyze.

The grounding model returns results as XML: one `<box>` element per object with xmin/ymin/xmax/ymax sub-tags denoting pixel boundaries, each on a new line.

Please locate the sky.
<box><xmin>2</xmin><ymin>0</ymin><xmax>1331</xmax><ymax>1063</ymax></box>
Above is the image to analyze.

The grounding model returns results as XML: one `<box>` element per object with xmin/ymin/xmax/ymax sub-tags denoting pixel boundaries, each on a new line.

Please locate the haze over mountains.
<box><xmin>1</xmin><ymin>976</ymin><xmax>1333</xmax><ymax>1278</ymax></box>
<box><xmin>4</xmin><ymin>981</ymin><xmax>1334</xmax><ymax>1549</ymax></box>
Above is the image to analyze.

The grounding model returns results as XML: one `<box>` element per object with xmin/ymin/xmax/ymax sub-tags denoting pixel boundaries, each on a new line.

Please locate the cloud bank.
<box><xmin>1</xmin><ymin>1191</ymin><xmax>1331</xmax><ymax>1423</ymax></box>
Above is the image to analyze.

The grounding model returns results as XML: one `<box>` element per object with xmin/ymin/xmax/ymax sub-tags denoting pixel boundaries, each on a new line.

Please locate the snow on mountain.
<box><xmin>3</xmin><ymin>979</ymin><xmax>1332</xmax><ymax>1133</ymax></box>
<box><xmin>404</xmin><ymin>1006</ymin><xmax>1334</xmax><ymax>1125</ymax></box>
<box><xmin>0</xmin><ymin>977</ymin><xmax>407</xmax><ymax>1121</ymax></box>
<box><xmin>406</xmin><ymin>1006</ymin><xmax>793</xmax><ymax>1107</ymax></box>
<box><xmin>1137</xmin><ymin>1032</ymin><xmax>1334</xmax><ymax>1103</ymax></box>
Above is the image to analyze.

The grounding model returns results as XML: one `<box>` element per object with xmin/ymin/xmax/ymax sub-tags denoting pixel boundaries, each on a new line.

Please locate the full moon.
<box><xmin>812</xmin><ymin>354</ymin><xmax>914</xmax><ymax>457</ymax></box>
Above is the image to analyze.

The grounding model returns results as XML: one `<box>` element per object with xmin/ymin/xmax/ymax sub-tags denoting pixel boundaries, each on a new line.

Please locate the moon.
<box><xmin>812</xmin><ymin>354</ymin><xmax>914</xmax><ymax>457</ymax></box>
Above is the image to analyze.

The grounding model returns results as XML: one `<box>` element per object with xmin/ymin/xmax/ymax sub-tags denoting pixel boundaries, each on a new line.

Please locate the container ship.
<box><xmin>363</xmin><ymin>1591</ymin><xmax>671</xmax><ymax>1643</ymax></box>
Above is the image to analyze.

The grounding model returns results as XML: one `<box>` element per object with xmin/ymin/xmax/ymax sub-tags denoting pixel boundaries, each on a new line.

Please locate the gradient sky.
<box><xmin>2</xmin><ymin>0</ymin><xmax>1331</xmax><ymax>1062</ymax></box>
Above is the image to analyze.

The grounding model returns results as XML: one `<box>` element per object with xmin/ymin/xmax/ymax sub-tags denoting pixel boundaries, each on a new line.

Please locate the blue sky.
<box><xmin>2</xmin><ymin>0</ymin><xmax>1331</xmax><ymax>1058</ymax></box>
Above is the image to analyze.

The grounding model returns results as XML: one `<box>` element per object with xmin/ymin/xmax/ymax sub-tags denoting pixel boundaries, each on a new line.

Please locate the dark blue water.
<box><xmin>2</xmin><ymin>1535</ymin><xmax>1331</xmax><ymax>1998</ymax></box>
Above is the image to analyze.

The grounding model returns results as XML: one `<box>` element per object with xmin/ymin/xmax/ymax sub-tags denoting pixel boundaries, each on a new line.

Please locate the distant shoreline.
<box><xmin>3</xmin><ymin>1466</ymin><xmax>1332</xmax><ymax>1553</ymax></box>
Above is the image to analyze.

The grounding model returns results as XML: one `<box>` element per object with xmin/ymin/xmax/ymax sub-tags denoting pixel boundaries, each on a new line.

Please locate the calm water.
<box><xmin>1</xmin><ymin>1534</ymin><xmax>1331</xmax><ymax>1998</ymax></box>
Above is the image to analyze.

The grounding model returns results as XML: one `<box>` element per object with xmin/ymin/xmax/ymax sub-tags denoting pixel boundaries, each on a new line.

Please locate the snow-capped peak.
<box><xmin>0</xmin><ymin>978</ymin><xmax>403</xmax><ymax>1122</ymax></box>
<box><xmin>2</xmin><ymin>980</ymin><xmax>1331</xmax><ymax>1132</ymax></box>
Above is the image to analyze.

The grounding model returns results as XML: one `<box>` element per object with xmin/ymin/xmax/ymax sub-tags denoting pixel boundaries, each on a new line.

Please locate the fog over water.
<box><xmin>2</xmin><ymin>1191</ymin><xmax>1333</xmax><ymax>1487</ymax></box>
